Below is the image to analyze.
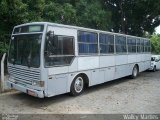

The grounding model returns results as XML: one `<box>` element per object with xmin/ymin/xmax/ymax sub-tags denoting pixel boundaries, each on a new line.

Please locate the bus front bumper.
<box><xmin>7</xmin><ymin>81</ymin><xmax>44</xmax><ymax>98</ymax></box>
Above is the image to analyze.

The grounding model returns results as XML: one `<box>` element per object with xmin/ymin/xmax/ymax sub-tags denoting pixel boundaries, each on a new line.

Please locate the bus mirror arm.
<box><xmin>47</xmin><ymin>31</ymin><xmax>54</xmax><ymax>39</ymax></box>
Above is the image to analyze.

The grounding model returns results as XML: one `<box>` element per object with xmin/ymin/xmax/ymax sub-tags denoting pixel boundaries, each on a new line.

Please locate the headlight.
<box><xmin>32</xmin><ymin>80</ymin><xmax>44</xmax><ymax>87</ymax></box>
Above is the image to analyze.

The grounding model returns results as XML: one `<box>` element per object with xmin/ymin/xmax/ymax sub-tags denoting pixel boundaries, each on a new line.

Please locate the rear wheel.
<box><xmin>70</xmin><ymin>75</ymin><xmax>84</xmax><ymax>96</ymax></box>
<box><xmin>131</xmin><ymin>65</ymin><xmax>138</xmax><ymax>79</ymax></box>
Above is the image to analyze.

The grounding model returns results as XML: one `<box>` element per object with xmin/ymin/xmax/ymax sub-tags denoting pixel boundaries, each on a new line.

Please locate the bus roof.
<box><xmin>14</xmin><ymin>22</ymin><xmax>149</xmax><ymax>40</ymax></box>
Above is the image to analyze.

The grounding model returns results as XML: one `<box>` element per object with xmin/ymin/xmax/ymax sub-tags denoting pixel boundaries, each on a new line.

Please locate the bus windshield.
<box><xmin>8</xmin><ymin>34</ymin><xmax>42</xmax><ymax>68</ymax></box>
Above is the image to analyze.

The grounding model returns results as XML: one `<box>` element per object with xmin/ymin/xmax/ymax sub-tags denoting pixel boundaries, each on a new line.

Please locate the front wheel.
<box><xmin>70</xmin><ymin>76</ymin><xmax>84</xmax><ymax>96</ymax></box>
<box><xmin>131</xmin><ymin>65</ymin><xmax>138</xmax><ymax>79</ymax></box>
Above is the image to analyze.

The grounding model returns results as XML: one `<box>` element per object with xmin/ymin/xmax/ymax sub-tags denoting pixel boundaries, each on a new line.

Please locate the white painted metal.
<box><xmin>7</xmin><ymin>22</ymin><xmax>151</xmax><ymax>98</ymax></box>
<box><xmin>78</xmin><ymin>57</ymin><xmax>99</xmax><ymax>70</ymax></box>
<box><xmin>1</xmin><ymin>53</ymin><xmax>6</xmax><ymax>92</ymax></box>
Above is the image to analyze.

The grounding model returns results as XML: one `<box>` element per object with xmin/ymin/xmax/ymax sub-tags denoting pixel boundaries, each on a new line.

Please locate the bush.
<box><xmin>150</xmin><ymin>34</ymin><xmax>160</xmax><ymax>54</ymax></box>
<box><xmin>0</xmin><ymin>34</ymin><xmax>10</xmax><ymax>74</ymax></box>
<box><xmin>0</xmin><ymin>42</ymin><xmax>9</xmax><ymax>54</ymax></box>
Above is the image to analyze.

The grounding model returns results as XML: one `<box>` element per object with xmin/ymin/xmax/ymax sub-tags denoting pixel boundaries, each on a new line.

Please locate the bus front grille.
<box><xmin>8</xmin><ymin>65</ymin><xmax>40</xmax><ymax>85</ymax></box>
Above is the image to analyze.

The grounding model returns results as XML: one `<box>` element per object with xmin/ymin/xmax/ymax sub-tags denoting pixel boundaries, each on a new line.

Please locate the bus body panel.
<box><xmin>78</xmin><ymin>56</ymin><xmax>99</xmax><ymax>70</ymax></box>
<box><xmin>99</xmin><ymin>56</ymin><xmax>115</xmax><ymax>67</ymax></box>
<box><xmin>45</xmin><ymin>25</ymin><xmax>78</xmax><ymax>96</ymax></box>
<box><xmin>115</xmin><ymin>55</ymin><xmax>128</xmax><ymax>65</ymax></box>
<box><xmin>128</xmin><ymin>54</ymin><xmax>137</xmax><ymax>63</ymax></box>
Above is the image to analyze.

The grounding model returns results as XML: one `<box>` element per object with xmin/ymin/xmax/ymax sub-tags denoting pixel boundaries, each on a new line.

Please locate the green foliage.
<box><xmin>0</xmin><ymin>0</ymin><xmax>28</xmax><ymax>31</ymax></box>
<box><xmin>101</xmin><ymin>0</ymin><xmax>160</xmax><ymax>36</ymax></box>
<box><xmin>0</xmin><ymin>42</ymin><xmax>9</xmax><ymax>54</ymax></box>
<box><xmin>43</xmin><ymin>2</ymin><xmax>76</xmax><ymax>24</ymax></box>
<box><xmin>150</xmin><ymin>34</ymin><xmax>160</xmax><ymax>54</ymax></box>
<box><xmin>0</xmin><ymin>0</ymin><xmax>160</xmax><ymax>54</ymax></box>
<box><xmin>23</xmin><ymin>0</ymin><xmax>45</xmax><ymax>21</ymax></box>
<box><xmin>0</xmin><ymin>34</ymin><xmax>10</xmax><ymax>54</ymax></box>
<box><xmin>76</xmin><ymin>0</ymin><xmax>112</xmax><ymax>30</ymax></box>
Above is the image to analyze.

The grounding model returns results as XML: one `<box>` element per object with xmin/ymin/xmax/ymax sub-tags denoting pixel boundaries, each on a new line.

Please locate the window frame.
<box><xmin>144</xmin><ymin>39</ymin><xmax>151</xmax><ymax>53</ymax></box>
<box><xmin>99</xmin><ymin>33</ymin><xmax>115</xmax><ymax>55</ymax></box>
<box><xmin>78</xmin><ymin>30</ymin><xmax>98</xmax><ymax>55</ymax></box>
<box><xmin>115</xmin><ymin>35</ymin><xmax>127</xmax><ymax>54</ymax></box>
<box><xmin>13</xmin><ymin>24</ymin><xmax>44</xmax><ymax>34</ymax></box>
<box><xmin>136</xmin><ymin>38</ymin><xmax>141</xmax><ymax>53</ymax></box>
<box><xmin>127</xmin><ymin>36</ymin><xmax>137</xmax><ymax>53</ymax></box>
<box><xmin>44</xmin><ymin>34</ymin><xmax>75</xmax><ymax>67</ymax></box>
<box><xmin>140</xmin><ymin>39</ymin><xmax>145</xmax><ymax>53</ymax></box>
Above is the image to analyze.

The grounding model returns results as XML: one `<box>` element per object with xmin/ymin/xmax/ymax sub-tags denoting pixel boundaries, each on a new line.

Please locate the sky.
<box><xmin>155</xmin><ymin>25</ymin><xmax>160</xmax><ymax>34</ymax></box>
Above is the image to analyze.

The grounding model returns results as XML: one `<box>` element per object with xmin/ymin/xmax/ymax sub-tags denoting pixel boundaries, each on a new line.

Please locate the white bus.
<box><xmin>7</xmin><ymin>22</ymin><xmax>151</xmax><ymax>98</ymax></box>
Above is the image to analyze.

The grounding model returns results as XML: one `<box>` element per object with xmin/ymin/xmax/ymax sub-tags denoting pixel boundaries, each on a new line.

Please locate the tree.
<box><xmin>0</xmin><ymin>0</ymin><xmax>160</xmax><ymax>54</ymax></box>
<box><xmin>101</xmin><ymin>0</ymin><xmax>160</xmax><ymax>36</ymax></box>
<box><xmin>75</xmin><ymin>0</ymin><xmax>112</xmax><ymax>30</ymax></box>
<box><xmin>43</xmin><ymin>2</ymin><xmax>77</xmax><ymax>25</ymax></box>
<box><xmin>22</xmin><ymin>0</ymin><xmax>45</xmax><ymax>21</ymax></box>
<box><xmin>150</xmin><ymin>34</ymin><xmax>160</xmax><ymax>54</ymax></box>
<box><xmin>0</xmin><ymin>0</ymin><xmax>28</xmax><ymax>54</ymax></box>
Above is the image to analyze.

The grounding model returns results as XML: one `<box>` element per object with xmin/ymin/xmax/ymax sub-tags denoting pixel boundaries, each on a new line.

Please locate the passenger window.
<box><xmin>127</xmin><ymin>37</ymin><xmax>136</xmax><ymax>53</ymax></box>
<box><xmin>44</xmin><ymin>35</ymin><xmax>74</xmax><ymax>66</ymax></box>
<box><xmin>144</xmin><ymin>39</ymin><xmax>151</xmax><ymax>52</ymax></box>
<box><xmin>99</xmin><ymin>33</ymin><xmax>114</xmax><ymax>54</ymax></box>
<box><xmin>115</xmin><ymin>35</ymin><xmax>127</xmax><ymax>53</ymax></box>
<box><xmin>78</xmin><ymin>31</ymin><xmax>98</xmax><ymax>54</ymax></box>
<box><xmin>136</xmin><ymin>38</ymin><xmax>141</xmax><ymax>53</ymax></box>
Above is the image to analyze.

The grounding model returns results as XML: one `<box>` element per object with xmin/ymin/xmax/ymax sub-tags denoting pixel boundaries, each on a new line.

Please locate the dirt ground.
<box><xmin>0</xmin><ymin>70</ymin><xmax>160</xmax><ymax>115</ymax></box>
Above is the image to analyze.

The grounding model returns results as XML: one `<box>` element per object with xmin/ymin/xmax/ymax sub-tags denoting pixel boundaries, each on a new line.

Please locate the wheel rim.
<box><xmin>133</xmin><ymin>67</ymin><xmax>137</xmax><ymax>77</ymax></box>
<box><xmin>74</xmin><ymin>77</ymin><xmax>84</xmax><ymax>93</ymax></box>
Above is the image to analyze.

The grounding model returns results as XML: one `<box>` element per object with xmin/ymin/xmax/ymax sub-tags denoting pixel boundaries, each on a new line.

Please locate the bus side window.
<box><xmin>44</xmin><ymin>35</ymin><xmax>75</xmax><ymax>66</ymax></box>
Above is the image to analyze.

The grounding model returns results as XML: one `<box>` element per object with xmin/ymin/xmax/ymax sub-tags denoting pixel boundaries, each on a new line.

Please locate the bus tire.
<box><xmin>131</xmin><ymin>65</ymin><xmax>138</xmax><ymax>79</ymax></box>
<box><xmin>153</xmin><ymin>66</ymin><xmax>156</xmax><ymax>72</ymax></box>
<box><xmin>70</xmin><ymin>75</ymin><xmax>84</xmax><ymax>96</ymax></box>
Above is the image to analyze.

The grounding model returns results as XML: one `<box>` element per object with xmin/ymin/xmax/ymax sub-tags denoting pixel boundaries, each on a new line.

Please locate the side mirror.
<box><xmin>11</xmin><ymin>37</ymin><xmax>14</xmax><ymax>40</ymax></box>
